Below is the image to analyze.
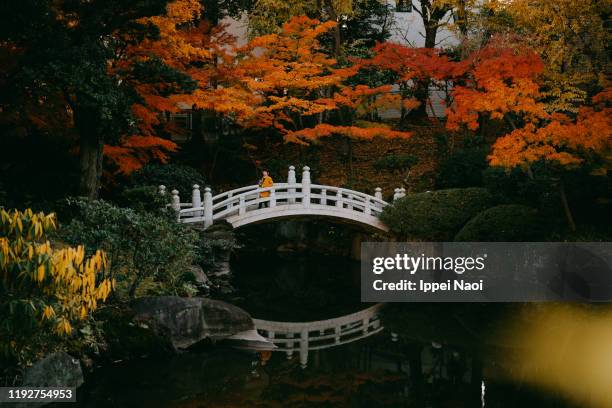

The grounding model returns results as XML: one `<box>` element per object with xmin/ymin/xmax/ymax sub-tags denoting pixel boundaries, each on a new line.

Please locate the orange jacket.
<box><xmin>259</xmin><ymin>175</ymin><xmax>273</xmax><ymax>197</ymax></box>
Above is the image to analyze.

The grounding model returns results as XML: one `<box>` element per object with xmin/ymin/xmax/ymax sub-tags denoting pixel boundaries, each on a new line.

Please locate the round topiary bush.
<box><xmin>129</xmin><ymin>164</ymin><xmax>205</xmax><ymax>197</ymax></box>
<box><xmin>380</xmin><ymin>187</ymin><xmax>495</xmax><ymax>240</ymax></box>
<box><xmin>454</xmin><ymin>204</ymin><xmax>542</xmax><ymax>242</ymax></box>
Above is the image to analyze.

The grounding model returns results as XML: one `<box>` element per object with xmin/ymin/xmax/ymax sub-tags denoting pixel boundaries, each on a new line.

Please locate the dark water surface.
<box><xmin>71</xmin><ymin>251</ymin><xmax>582</xmax><ymax>407</ymax></box>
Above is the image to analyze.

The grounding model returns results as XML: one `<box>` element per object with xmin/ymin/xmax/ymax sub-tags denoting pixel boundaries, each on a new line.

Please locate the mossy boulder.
<box><xmin>97</xmin><ymin>306</ymin><xmax>174</xmax><ymax>361</ymax></box>
<box><xmin>380</xmin><ymin>188</ymin><xmax>495</xmax><ymax>240</ymax></box>
<box><xmin>454</xmin><ymin>204</ymin><xmax>542</xmax><ymax>242</ymax></box>
<box><xmin>22</xmin><ymin>351</ymin><xmax>84</xmax><ymax>388</ymax></box>
<box><xmin>131</xmin><ymin>297</ymin><xmax>254</xmax><ymax>350</ymax></box>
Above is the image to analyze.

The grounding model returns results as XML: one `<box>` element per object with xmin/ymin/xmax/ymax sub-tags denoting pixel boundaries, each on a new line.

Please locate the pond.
<box><xmin>69</xmin><ymin>227</ymin><xmax>584</xmax><ymax>408</ymax></box>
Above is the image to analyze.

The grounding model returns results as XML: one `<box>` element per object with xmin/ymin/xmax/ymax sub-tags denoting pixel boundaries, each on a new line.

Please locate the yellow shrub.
<box><xmin>0</xmin><ymin>209</ymin><xmax>113</xmax><ymax>355</ymax></box>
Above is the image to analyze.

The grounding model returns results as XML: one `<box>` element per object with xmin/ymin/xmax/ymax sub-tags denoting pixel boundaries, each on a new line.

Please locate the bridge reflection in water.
<box><xmin>253</xmin><ymin>304</ymin><xmax>384</xmax><ymax>368</ymax></box>
<box><xmin>160</xmin><ymin>165</ymin><xmax>407</xmax><ymax>232</ymax></box>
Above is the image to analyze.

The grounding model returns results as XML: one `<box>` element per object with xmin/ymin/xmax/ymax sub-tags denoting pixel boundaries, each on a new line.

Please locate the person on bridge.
<box><xmin>258</xmin><ymin>169</ymin><xmax>274</xmax><ymax>209</ymax></box>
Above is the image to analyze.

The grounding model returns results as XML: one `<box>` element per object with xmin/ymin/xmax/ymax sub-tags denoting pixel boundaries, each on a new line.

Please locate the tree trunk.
<box><xmin>408</xmin><ymin>1</ymin><xmax>448</xmax><ymax>121</ymax></box>
<box><xmin>424</xmin><ymin>23</ymin><xmax>438</xmax><ymax>49</ymax></box>
<box><xmin>559</xmin><ymin>181</ymin><xmax>576</xmax><ymax>232</ymax></box>
<box><xmin>407</xmin><ymin>78</ymin><xmax>430</xmax><ymax>120</ymax></box>
<box><xmin>128</xmin><ymin>274</ymin><xmax>142</xmax><ymax>299</ymax></box>
<box><xmin>78</xmin><ymin>132</ymin><xmax>103</xmax><ymax>200</ymax></box>
<box><xmin>324</xmin><ymin>0</ymin><xmax>342</xmax><ymax>57</ymax></box>
<box><xmin>347</xmin><ymin>137</ymin><xmax>353</xmax><ymax>182</ymax></box>
<box><xmin>332</xmin><ymin>25</ymin><xmax>342</xmax><ymax>58</ymax></box>
<box><xmin>74</xmin><ymin>105</ymin><xmax>104</xmax><ymax>200</ymax></box>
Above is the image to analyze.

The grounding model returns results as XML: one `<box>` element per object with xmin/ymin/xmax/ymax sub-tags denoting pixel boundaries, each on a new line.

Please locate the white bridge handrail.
<box><xmin>160</xmin><ymin>165</ymin><xmax>406</xmax><ymax>230</ymax></box>
<box><xmin>253</xmin><ymin>303</ymin><xmax>384</xmax><ymax>368</ymax></box>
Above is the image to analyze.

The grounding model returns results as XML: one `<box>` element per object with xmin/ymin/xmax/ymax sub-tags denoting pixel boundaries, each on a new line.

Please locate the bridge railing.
<box><xmin>159</xmin><ymin>166</ymin><xmax>406</xmax><ymax>228</ymax></box>
<box><xmin>253</xmin><ymin>303</ymin><xmax>384</xmax><ymax>368</ymax></box>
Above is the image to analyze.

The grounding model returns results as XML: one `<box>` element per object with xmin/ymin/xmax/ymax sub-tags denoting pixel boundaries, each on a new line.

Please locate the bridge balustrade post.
<box><xmin>334</xmin><ymin>326</ymin><xmax>341</xmax><ymax>344</ymax></box>
<box><xmin>227</xmin><ymin>192</ymin><xmax>233</xmax><ymax>209</ymax></box>
<box><xmin>192</xmin><ymin>184</ymin><xmax>202</xmax><ymax>217</ymax></box>
<box><xmin>270</xmin><ymin>187</ymin><xmax>276</xmax><ymax>208</ymax></box>
<box><xmin>321</xmin><ymin>188</ymin><xmax>327</xmax><ymax>206</ymax></box>
<box><xmin>365</xmin><ymin>197</ymin><xmax>371</xmax><ymax>215</ymax></box>
<box><xmin>192</xmin><ymin>184</ymin><xmax>202</xmax><ymax>208</ymax></box>
<box><xmin>203</xmin><ymin>187</ymin><xmax>213</xmax><ymax>228</ymax></box>
<box><xmin>300</xmin><ymin>329</ymin><xmax>309</xmax><ymax>368</ymax></box>
<box><xmin>362</xmin><ymin>317</ymin><xmax>369</xmax><ymax>334</ymax></box>
<box><xmin>336</xmin><ymin>189</ymin><xmax>343</xmax><ymax>208</ymax></box>
<box><xmin>286</xmin><ymin>333</ymin><xmax>294</xmax><ymax>359</ymax></box>
<box><xmin>375</xmin><ymin>187</ymin><xmax>383</xmax><ymax>210</ymax></box>
<box><xmin>171</xmin><ymin>190</ymin><xmax>181</xmax><ymax>215</ymax></box>
<box><xmin>393</xmin><ymin>188</ymin><xmax>400</xmax><ymax>201</ymax></box>
<box><xmin>399</xmin><ymin>187</ymin><xmax>406</xmax><ymax>199</ymax></box>
<box><xmin>288</xmin><ymin>165</ymin><xmax>296</xmax><ymax>204</ymax></box>
<box><xmin>239</xmin><ymin>196</ymin><xmax>246</xmax><ymax>215</ymax></box>
<box><xmin>302</xmin><ymin>166</ymin><xmax>311</xmax><ymax>208</ymax></box>
<box><xmin>158</xmin><ymin>185</ymin><xmax>166</xmax><ymax>196</ymax></box>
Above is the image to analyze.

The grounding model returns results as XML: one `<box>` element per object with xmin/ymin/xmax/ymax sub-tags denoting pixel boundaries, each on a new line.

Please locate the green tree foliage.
<box><xmin>128</xmin><ymin>164</ymin><xmax>206</xmax><ymax>197</ymax></box>
<box><xmin>59</xmin><ymin>200</ymin><xmax>199</xmax><ymax>299</ymax></box>
<box><xmin>436</xmin><ymin>147</ymin><xmax>489</xmax><ymax>188</ymax></box>
<box><xmin>0</xmin><ymin>0</ymin><xmax>199</xmax><ymax>199</ymax></box>
<box><xmin>454</xmin><ymin>204</ymin><xmax>543</xmax><ymax>241</ymax></box>
<box><xmin>115</xmin><ymin>186</ymin><xmax>170</xmax><ymax>214</ymax></box>
<box><xmin>336</xmin><ymin>0</ymin><xmax>394</xmax><ymax>58</ymax></box>
<box><xmin>380</xmin><ymin>188</ymin><xmax>494</xmax><ymax>240</ymax></box>
<box><xmin>488</xmin><ymin>0</ymin><xmax>610</xmax><ymax>110</ymax></box>
<box><xmin>373</xmin><ymin>154</ymin><xmax>417</xmax><ymax>173</ymax></box>
<box><xmin>246</xmin><ymin>0</ymin><xmax>393</xmax><ymax>58</ymax></box>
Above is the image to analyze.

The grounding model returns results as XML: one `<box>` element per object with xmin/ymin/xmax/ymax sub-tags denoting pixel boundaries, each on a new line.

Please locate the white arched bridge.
<box><xmin>253</xmin><ymin>303</ymin><xmax>384</xmax><ymax>368</ymax></box>
<box><xmin>159</xmin><ymin>166</ymin><xmax>407</xmax><ymax>232</ymax></box>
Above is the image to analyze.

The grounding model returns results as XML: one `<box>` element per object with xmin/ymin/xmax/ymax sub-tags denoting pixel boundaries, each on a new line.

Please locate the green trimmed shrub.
<box><xmin>380</xmin><ymin>188</ymin><xmax>495</xmax><ymax>240</ymax></box>
<box><xmin>454</xmin><ymin>204</ymin><xmax>543</xmax><ymax>242</ymax></box>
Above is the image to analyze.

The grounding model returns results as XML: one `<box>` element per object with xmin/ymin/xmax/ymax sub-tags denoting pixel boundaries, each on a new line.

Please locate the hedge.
<box><xmin>380</xmin><ymin>187</ymin><xmax>494</xmax><ymax>240</ymax></box>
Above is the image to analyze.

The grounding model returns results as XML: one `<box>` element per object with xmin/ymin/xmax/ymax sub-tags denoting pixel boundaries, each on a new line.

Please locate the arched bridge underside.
<box><xmin>226</xmin><ymin>205</ymin><xmax>387</xmax><ymax>232</ymax></box>
<box><xmin>163</xmin><ymin>166</ymin><xmax>406</xmax><ymax>233</ymax></box>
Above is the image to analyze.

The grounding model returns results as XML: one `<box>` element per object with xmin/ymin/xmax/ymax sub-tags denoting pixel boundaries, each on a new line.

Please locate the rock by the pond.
<box><xmin>19</xmin><ymin>352</ymin><xmax>83</xmax><ymax>407</ymax></box>
<box><xmin>131</xmin><ymin>296</ymin><xmax>254</xmax><ymax>350</ymax></box>
<box><xmin>211</xmin><ymin>259</ymin><xmax>231</xmax><ymax>277</ymax></box>
<box><xmin>188</xmin><ymin>265</ymin><xmax>210</xmax><ymax>285</ymax></box>
<box><xmin>23</xmin><ymin>351</ymin><xmax>84</xmax><ymax>388</ymax></box>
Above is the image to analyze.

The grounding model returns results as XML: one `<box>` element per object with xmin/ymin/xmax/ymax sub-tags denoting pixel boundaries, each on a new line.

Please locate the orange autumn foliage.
<box><xmin>104</xmin><ymin>136</ymin><xmax>178</xmax><ymax>175</ymax></box>
<box><xmin>107</xmin><ymin>13</ymin><xmax>418</xmax><ymax>172</ymax></box>
<box><xmin>489</xmin><ymin>90</ymin><xmax>612</xmax><ymax>169</ymax></box>
<box><xmin>361</xmin><ymin>42</ymin><xmax>458</xmax><ymax>82</ymax></box>
<box><xmin>106</xmin><ymin>0</ymin><xmax>235</xmax><ymax>175</ymax></box>
<box><xmin>285</xmin><ymin>123</ymin><xmax>412</xmax><ymax>145</ymax></box>
<box><xmin>440</xmin><ymin>38</ymin><xmax>611</xmax><ymax>171</ymax></box>
<box><xmin>446</xmin><ymin>40</ymin><xmax>549</xmax><ymax>131</ymax></box>
<box><xmin>234</xmin><ymin>16</ymin><xmax>411</xmax><ymax>143</ymax></box>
